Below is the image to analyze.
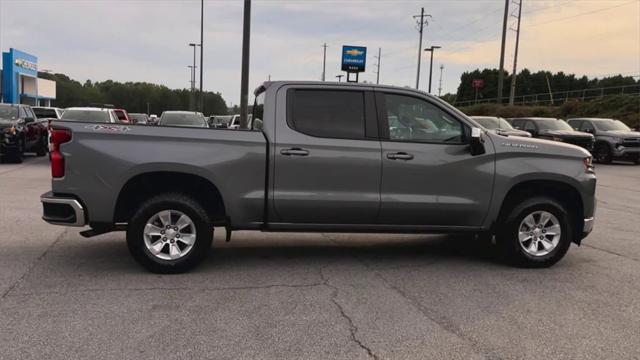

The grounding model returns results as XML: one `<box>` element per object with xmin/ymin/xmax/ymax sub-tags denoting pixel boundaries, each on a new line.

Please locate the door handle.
<box><xmin>387</xmin><ymin>152</ymin><xmax>414</xmax><ymax>160</ymax></box>
<box><xmin>280</xmin><ymin>148</ymin><xmax>310</xmax><ymax>156</ymax></box>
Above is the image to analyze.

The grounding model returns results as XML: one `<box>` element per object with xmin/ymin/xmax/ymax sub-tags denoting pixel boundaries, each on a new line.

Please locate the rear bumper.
<box><xmin>41</xmin><ymin>192</ymin><xmax>86</xmax><ymax>227</ymax></box>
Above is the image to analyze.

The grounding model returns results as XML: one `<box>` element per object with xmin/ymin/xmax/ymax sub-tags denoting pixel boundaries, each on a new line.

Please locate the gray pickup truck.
<box><xmin>41</xmin><ymin>81</ymin><xmax>596</xmax><ymax>273</ymax></box>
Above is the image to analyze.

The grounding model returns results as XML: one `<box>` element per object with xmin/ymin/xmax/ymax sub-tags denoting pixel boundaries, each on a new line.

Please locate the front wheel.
<box><xmin>496</xmin><ymin>197</ymin><xmax>573</xmax><ymax>268</ymax></box>
<box><xmin>594</xmin><ymin>143</ymin><xmax>612</xmax><ymax>164</ymax></box>
<box><xmin>127</xmin><ymin>193</ymin><xmax>213</xmax><ymax>273</ymax></box>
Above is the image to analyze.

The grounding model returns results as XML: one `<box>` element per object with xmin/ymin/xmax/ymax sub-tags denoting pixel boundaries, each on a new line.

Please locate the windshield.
<box><xmin>536</xmin><ymin>119</ymin><xmax>573</xmax><ymax>131</ymax></box>
<box><xmin>159</xmin><ymin>112</ymin><xmax>207</xmax><ymax>127</ymax></box>
<box><xmin>593</xmin><ymin>120</ymin><xmax>631</xmax><ymax>131</ymax></box>
<box><xmin>33</xmin><ymin>108</ymin><xmax>58</xmax><ymax>119</ymax></box>
<box><xmin>472</xmin><ymin>117</ymin><xmax>513</xmax><ymax>130</ymax></box>
<box><xmin>0</xmin><ymin>105</ymin><xmax>18</xmax><ymax>120</ymax></box>
<box><xmin>61</xmin><ymin>109</ymin><xmax>111</xmax><ymax>123</ymax></box>
<box><xmin>129</xmin><ymin>113</ymin><xmax>149</xmax><ymax>121</ymax></box>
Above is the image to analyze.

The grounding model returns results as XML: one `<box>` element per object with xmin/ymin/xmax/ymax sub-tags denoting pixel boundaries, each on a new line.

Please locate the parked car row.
<box><xmin>469</xmin><ymin>115</ymin><xmax>640</xmax><ymax>164</ymax></box>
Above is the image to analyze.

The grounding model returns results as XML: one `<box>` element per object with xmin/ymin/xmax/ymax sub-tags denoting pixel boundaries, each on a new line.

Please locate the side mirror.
<box><xmin>24</xmin><ymin>117</ymin><xmax>35</xmax><ymax>124</ymax></box>
<box><xmin>470</xmin><ymin>127</ymin><xmax>486</xmax><ymax>156</ymax></box>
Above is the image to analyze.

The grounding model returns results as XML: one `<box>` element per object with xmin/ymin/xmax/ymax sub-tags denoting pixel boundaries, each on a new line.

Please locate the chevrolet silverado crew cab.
<box><xmin>41</xmin><ymin>82</ymin><xmax>596</xmax><ymax>273</ymax></box>
<box><xmin>567</xmin><ymin>118</ymin><xmax>640</xmax><ymax>164</ymax></box>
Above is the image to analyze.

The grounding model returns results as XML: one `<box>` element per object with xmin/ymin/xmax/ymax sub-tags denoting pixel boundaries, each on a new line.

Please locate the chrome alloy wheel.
<box><xmin>518</xmin><ymin>211</ymin><xmax>561</xmax><ymax>257</ymax></box>
<box><xmin>143</xmin><ymin>210</ymin><xmax>196</xmax><ymax>261</ymax></box>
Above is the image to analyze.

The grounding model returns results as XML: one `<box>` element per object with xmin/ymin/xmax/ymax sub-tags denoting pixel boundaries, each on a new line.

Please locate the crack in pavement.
<box><xmin>1</xmin><ymin>229</ymin><xmax>68</xmax><ymax>300</ymax></box>
<box><xmin>326</xmin><ymin>233</ymin><xmax>499</xmax><ymax>360</ymax></box>
<box><xmin>373</xmin><ymin>273</ymin><xmax>501</xmax><ymax>360</ymax></box>
<box><xmin>319</xmin><ymin>267</ymin><xmax>379</xmax><ymax>360</ymax></box>
<box><xmin>7</xmin><ymin>282</ymin><xmax>326</xmax><ymax>298</ymax></box>
<box><xmin>583</xmin><ymin>244</ymin><xmax>640</xmax><ymax>263</ymax></box>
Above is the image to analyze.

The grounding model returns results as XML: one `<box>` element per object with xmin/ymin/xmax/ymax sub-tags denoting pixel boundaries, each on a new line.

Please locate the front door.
<box><xmin>376</xmin><ymin>91</ymin><xmax>495</xmax><ymax>227</ymax></box>
<box><xmin>272</xmin><ymin>86</ymin><xmax>381</xmax><ymax>224</ymax></box>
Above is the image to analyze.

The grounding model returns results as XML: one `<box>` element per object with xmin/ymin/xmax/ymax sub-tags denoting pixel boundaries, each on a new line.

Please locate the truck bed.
<box><xmin>51</xmin><ymin>121</ymin><xmax>267</xmax><ymax>227</ymax></box>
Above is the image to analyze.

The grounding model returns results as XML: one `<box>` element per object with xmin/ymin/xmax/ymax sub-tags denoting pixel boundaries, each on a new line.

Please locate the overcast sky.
<box><xmin>1</xmin><ymin>0</ymin><xmax>639</xmax><ymax>107</ymax></box>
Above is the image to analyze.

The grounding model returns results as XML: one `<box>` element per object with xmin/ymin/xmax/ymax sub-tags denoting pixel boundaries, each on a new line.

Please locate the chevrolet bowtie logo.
<box><xmin>345</xmin><ymin>49</ymin><xmax>364</xmax><ymax>56</ymax></box>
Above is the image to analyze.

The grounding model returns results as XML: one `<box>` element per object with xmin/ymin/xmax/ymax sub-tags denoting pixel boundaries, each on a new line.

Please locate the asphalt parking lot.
<box><xmin>1</xmin><ymin>155</ymin><xmax>639</xmax><ymax>360</ymax></box>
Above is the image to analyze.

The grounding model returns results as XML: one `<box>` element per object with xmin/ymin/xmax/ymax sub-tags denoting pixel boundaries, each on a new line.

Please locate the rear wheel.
<box><xmin>10</xmin><ymin>139</ymin><xmax>24</xmax><ymax>163</ymax></box>
<box><xmin>594</xmin><ymin>143</ymin><xmax>612</xmax><ymax>164</ymax></box>
<box><xmin>36</xmin><ymin>136</ymin><xmax>47</xmax><ymax>156</ymax></box>
<box><xmin>126</xmin><ymin>193</ymin><xmax>213</xmax><ymax>273</ymax></box>
<box><xmin>496</xmin><ymin>197</ymin><xmax>573</xmax><ymax>268</ymax></box>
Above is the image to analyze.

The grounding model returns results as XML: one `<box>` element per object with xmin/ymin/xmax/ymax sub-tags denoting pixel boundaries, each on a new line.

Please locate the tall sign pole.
<box><xmin>497</xmin><ymin>0</ymin><xmax>509</xmax><ymax>104</ymax></box>
<box><xmin>239</xmin><ymin>0</ymin><xmax>251</xmax><ymax>129</ymax></box>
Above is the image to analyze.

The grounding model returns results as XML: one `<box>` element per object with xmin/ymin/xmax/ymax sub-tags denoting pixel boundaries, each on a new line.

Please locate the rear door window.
<box><xmin>289</xmin><ymin>89</ymin><xmax>365</xmax><ymax>139</ymax></box>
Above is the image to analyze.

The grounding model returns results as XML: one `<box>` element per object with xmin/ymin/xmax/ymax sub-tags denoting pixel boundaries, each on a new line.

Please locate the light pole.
<box><xmin>189</xmin><ymin>43</ymin><xmax>201</xmax><ymax>111</ymax></box>
<box><xmin>336</xmin><ymin>75</ymin><xmax>344</xmax><ymax>82</ymax></box>
<box><xmin>199</xmin><ymin>0</ymin><xmax>204</xmax><ymax>113</ymax></box>
<box><xmin>424</xmin><ymin>46</ymin><xmax>441</xmax><ymax>94</ymax></box>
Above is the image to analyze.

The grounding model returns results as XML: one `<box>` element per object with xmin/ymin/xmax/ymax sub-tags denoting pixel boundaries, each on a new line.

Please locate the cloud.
<box><xmin>1</xmin><ymin>0</ymin><xmax>638</xmax><ymax>106</ymax></box>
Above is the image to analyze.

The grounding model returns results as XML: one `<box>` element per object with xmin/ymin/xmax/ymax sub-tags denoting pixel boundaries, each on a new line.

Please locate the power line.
<box><xmin>528</xmin><ymin>1</ymin><xmax>636</xmax><ymax>26</ymax></box>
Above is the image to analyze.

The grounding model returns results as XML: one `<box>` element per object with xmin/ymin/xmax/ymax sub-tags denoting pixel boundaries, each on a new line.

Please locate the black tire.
<box><xmin>10</xmin><ymin>139</ymin><xmax>24</xmax><ymax>164</ymax></box>
<box><xmin>126</xmin><ymin>193</ymin><xmax>213</xmax><ymax>273</ymax></box>
<box><xmin>496</xmin><ymin>196</ymin><xmax>574</xmax><ymax>268</ymax></box>
<box><xmin>633</xmin><ymin>155</ymin><xmax>640</xmax><ymax>165</ymax></box>
<box><xmin>36</xmin><ymin>136</ymin><xmax>47</xmax><ymax>157</ymax></box>
<box><xmin>594</xmin><ymin>143</ymin><xmax>612</xmax><ymax>164</ymax></box>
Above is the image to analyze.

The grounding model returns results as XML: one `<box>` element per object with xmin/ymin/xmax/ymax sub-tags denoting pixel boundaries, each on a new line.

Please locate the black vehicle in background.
<box><xmin>568</xmin><ymin>118</ymin><xmax>640</xmax><ymax>164</ymax></box>
<box><xmin>32</xmin><ymin>106</ymin><xmax>63</xmax><ymax>120</ymax></box>
<box><xmin>0</xmin><ymin>103</ymin><xmax>49</xmax><ymax>163</ymax></box>
<box><xmin>508</xmin><ymin>117</ymin><xmax>595</xmax><ymax>152</ymax></box>
<box><xmin>129</xmin><ymin>113</ymin><xmax>150</xmax><ymax>125</ymax></box>
<box><xmin>470</xmin><ymin>116</ymin><xmax>531</xmax><ymax>138</ymax></box>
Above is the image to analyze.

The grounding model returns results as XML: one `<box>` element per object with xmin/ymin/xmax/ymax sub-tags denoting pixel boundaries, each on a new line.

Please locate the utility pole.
<box><xmin>508</xmin><ymin>0</ymin><xmax>523</xmax><ymax>105</ymax></box>
<box><xmin>424</xmin><ymin>46</ymin><xmax>441</xmax><ymax>94</ymax></box>
<box><xmin>497</xmin><ymin>0</ymin><xmax>509</xmax><ymax>104</ymax></box>
<box><xmin>239</xmin><ymin>0</ymin><xmax>251</xmax><ymax>129</ymax></box>
<box><xmin>199</xmin><ymin>0</ymin><xmax>204</xmax><ymax>113</ymax></box>
<box><xmin>147</xmin><ymin>102</ymin><xmax>150</xmax><ymax>115</ymax></box>
<box><xmin>374</xmin><ymin>47</ymin><xmax>381</xmax><ymax>84</ymax></box>
<box><xmin>413</xmin><ymin>7</ymin><xmax>431</xmax><ymax>89</ymax></box>
<box><xmin>321</xmin><ymin>43</ymin><xmax>328</xmax><ymax>81</ymax></box>
<box><xmin>336</xmin><ymin>75</ymin><xmax>344</xmax><ymax>82</ymax></box>
<box><xmin>438</xmin><ymin>64</ymin><xmax>444</xmax><ymax>97</ymax></box>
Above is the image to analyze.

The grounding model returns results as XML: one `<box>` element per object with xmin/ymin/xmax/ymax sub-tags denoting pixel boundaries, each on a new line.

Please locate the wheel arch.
<box><xmin>493</xmin><ymin>179</ymin><xmax>585</xmax><ymax>244</ymax></box>
<box><xmin>114</xmin><ymin>171</ymin><xmax>227</xmax><ymax>225</ymax></box>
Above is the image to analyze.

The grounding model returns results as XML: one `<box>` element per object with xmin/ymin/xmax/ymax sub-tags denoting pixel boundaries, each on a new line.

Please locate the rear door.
<box><xmin>272</xmin><ymin>85</ymin><xmax>381</xmax><ymax>224</ymax></box>
<box><xmin>376</xmin><ymin>91</ymin><xmax>495</xmax><ymax>227</ymax></box>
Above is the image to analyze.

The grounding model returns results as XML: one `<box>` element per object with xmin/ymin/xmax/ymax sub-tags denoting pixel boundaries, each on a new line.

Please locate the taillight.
<box><xmin>50</xmin><ymin>128</ymin><xmax>72</xmax><ymax>178</ymax></box>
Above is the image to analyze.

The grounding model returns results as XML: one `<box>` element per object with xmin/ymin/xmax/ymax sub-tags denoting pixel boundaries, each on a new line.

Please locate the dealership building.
<box><xmin>1</xmin><ymin>48</ymin><xmax>56</xmax><ymax>106</ymax></box>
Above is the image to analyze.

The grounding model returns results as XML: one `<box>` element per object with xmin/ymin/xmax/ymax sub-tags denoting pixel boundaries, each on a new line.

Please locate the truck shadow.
<box><xmin>200</xmin><ymin>233</ymin><xmax>503</xmax><ymax>270</ymax></box>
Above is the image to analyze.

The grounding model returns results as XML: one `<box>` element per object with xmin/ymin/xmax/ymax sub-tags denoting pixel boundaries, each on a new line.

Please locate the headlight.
<box><xmin>4</xmin><ymin>126</ymin><xmax>17</xmax><ymax>135</ymax></box>
<box><xmin>583</xmin><ymin>156</ymin><xmax>595</xmax><ymax>174</ymax></box>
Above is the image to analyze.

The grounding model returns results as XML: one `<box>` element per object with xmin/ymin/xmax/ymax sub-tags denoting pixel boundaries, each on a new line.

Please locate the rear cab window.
<box><xmin>288</xmin><ymin>89</ymin><xmax>366</xmax><ymax>139</ymax></box>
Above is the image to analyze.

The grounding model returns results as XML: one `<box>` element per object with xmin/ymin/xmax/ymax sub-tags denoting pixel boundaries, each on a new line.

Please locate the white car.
<box><xmin>228</xmin><ymin>114</ymin><xmax>252</xmax><ymax>129</ymax></box>
<box><xmin>61</xmin><ymin>107</ymin><xmax>120</xmax><ymax>123</ymax></box>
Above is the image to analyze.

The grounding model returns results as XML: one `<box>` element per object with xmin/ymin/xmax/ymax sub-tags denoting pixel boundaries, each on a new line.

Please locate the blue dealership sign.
<box><xmin>341</xmin><ymin>45</ymin><xmax>366</xmax><ymax>73</ymax></box>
